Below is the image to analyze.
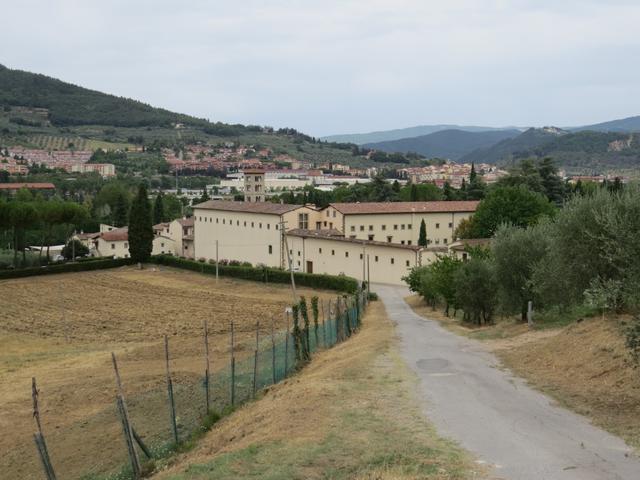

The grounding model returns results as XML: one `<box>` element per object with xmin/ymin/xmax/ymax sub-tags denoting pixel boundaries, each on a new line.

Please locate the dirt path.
<box><xmin>377</xmin><ymin>284</ymin><xmax>640</xmax><ymax>480</ymax></box>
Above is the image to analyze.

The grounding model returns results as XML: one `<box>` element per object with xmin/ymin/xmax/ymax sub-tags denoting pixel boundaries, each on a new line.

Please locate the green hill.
<box><xmin>0</xmin><ymin>64</ymin><xmax>383</xmax><ymax>168</ymax></box>
<box><xmin>0</xmin><ymin>64</ymin><xmax>212</xmax><ymax>128</ymax></box>
<box><xmin>571</xmin><ymin>116</ymin><xmax>640</xmax><ymax>133</ymax></box>
<box><xmin>363</xmin><ymin>129</ymin><xmax>520</xmax><ymax>160</ymax></box>
<box><xmin>323</xmin><ymin>124</ymin><xmax>516</xmax><ymax>145</ymax></box>
<box><xmin>460</xmin><ymin>127</ymin><xmax>567</xmax><ymax>164</ymax></box>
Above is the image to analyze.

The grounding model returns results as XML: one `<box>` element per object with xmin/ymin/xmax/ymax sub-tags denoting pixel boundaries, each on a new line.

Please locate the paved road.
<box><xmin>376</xmin><ymin>284</ymin><xmax>640</xmax><ymax>480</ymax></box>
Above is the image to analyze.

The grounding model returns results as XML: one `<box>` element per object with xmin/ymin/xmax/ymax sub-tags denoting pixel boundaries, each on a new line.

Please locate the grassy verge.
<box><xmin>406</xmin><ymin>294</ymin><xmax>640</xmax><ymax>452</ymax></box>
<box><xmin>152</xmin><ymin>301</ymin><xmax>485</xmax><ymax>480</ymax></box>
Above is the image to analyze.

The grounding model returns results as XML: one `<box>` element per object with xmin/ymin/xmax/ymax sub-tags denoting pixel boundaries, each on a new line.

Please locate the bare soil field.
<box><xmin>405</xmin><ymin>294</ymin><xmax>640</xmax><ymax>452</ymax></box>
<box><xmin>0</xmin><ymin>266</ymin><xmax>335</xmax><ymax>480</ymax></box>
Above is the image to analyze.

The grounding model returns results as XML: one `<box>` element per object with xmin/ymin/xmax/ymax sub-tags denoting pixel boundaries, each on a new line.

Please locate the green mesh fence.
<box><xmin>25</xmin><ymin>290</ymin><xmax>368</xmax><ymax>480</ymax></box>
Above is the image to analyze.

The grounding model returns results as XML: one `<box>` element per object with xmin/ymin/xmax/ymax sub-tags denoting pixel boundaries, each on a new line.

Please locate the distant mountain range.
<box><xmin>363</xmin><ymin>129</ymin><xmax>521</xmax><ymax>160</ymax></box>
<box><xmin>322</xmin><ymin>124</ymin><xmax>519</xmax><ymax>145</ymax></box>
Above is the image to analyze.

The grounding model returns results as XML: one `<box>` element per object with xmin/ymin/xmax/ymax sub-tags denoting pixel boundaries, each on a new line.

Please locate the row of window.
<box><xmin>197</xmin><ymin>216</ymin><xmax>278</xmax><ymax>230</ymax></box>
<box><xmin>349</xmin><ymin>221</ymin><xmax>453</xmax><ymax>232</ymax></box>
<box><xmin>289</xmin><ymin>248</ymin><xmax>411</xmax><ymax>267</ymax></box>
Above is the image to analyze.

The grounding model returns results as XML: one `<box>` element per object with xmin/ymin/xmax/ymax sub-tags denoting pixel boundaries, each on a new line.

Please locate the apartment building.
<box><xmin>243</xmin><ymin>169</ymin><xmax>266</xmax><ymax>202</ymax></box>
<box><xmin>153</xmin><ymin>217</ymin><xmax>195</xmax><ymax>259</ymax></box>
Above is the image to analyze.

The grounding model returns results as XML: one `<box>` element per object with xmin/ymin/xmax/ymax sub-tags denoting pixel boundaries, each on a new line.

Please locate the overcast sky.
<box><xmin>3</xmin><ymin>1</ymin><xmax>640</xmax><ymax>136</ymax></box>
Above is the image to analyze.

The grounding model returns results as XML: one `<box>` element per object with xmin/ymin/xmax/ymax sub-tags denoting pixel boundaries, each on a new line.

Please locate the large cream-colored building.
<box><xmin>323</xmin><ymin>201</ymin><xmax>479</xmax><ymax>247</ymax></box>
<box><xmin>193</xmin><ymin>201</ymin><xmax>321</xmax><ymax>268</ymax></box>
<box><xmin>192</xmin><ymin>200</ymin><xmax>478</xmax><ymax>285</ymax></box>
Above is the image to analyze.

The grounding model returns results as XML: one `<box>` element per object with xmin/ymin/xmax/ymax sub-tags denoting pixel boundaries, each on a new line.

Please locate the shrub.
<box><xmin>150</xmin><ymin>255</ymin><xmax>358</xmax><ymax>293</ymax></box>
<box><xmin>0</xmin><ymin>257</ymin><xmax>133</xmax><ymax>280</ymax></box>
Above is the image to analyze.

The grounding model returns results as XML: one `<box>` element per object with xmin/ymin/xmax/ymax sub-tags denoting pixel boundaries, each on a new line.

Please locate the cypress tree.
<box><xmin>113</xmin><ymin>193</ymin><xmax>129</xmax><ymax>227</ymax></box>
<box><xmin>128</xmin><ymin>184</ymin><xmax>154</xmax><ymax>265</ymax></box>
<box><xmin>292</xmin><ymin>304</ymin><xmax>302</xmax><ymax>363</ymax></box>
<box><xmin>299</xmin><ymin>297</ymin><xmax>310</xmax><ymax>361</ymax></box>
<box><xmin>311</xmin><ymin>296</ymin><xmax>319</xmax><ymax>347</ymax></box>
<box><xmin>153</xmin><ymin>192</ymin><xmax>165</xmax><ymax>224</ymax></box>
<box><xmin>418</xmin><ymin>219</ymin><xmax>428</xmax><ymax>246</ymax></box>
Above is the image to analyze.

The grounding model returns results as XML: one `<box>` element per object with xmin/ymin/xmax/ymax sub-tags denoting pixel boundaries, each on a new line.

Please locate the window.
<box><xmin>444</xmin><ymin>238</ymin><xmax>448</xmax><ymax>244</ymax></box>
<box><xmin>289</xmin><ymin>249</ymin><xmax>292</xmax><ymax>255</ymax></box>
<box><xmin>369</xmin><ymin>225</ymin><xmax>373</xmax><ymax>231</ymax></box>
<box><xmin>435</xmin><ymin>239</ymin><xmax>440</xmax><ymax>244</ymax></box>
<box><xmin>319</xmin><ymin>248</ymin><xmax>322</xmax><ymax>253</ymax></box>
<box><xmin>237</xmin><ymin>220</ymin><xmax>240</xmax><ymax>226</ymax></box>
<box><xmin>359</xmin><ymin>253</ymin><xmax>363</xmax><ymax>259</ymax></box>
<box><xmin>324</xmin><ymin>221</ymin><xmax>327</xmax><ymax>227</ymax></box>
<box><xmin>161</xmin><ymin>242</ymin><xmax>165</xmax><ymax>247</ymax></box>
<box><xmin>408</xmin><ymin>240</ymin><xmax>412</xmax><ymax>245</ymax></box>
<box><xmin>326</xmin><ymin>210</ymin><xmax>330</xmax><ymax>217</ymax></box>
<box><xmin>259</xmin><ymin>223</ymin><xmax>262</xmax><ymax>229</ymax></box>
<box><xmin>401</xmin><ymin>224</ymin><xmax>405</xmax><ymax>230</ymax></box>
<box><xmin>298</xmin><ymin>251</ymin><xmax>301</xmax><ymax>256</ymax></box>
<box><xmin>350</xmin><ymin>226</ymin><xmax>355</xmax><ymax>232</ymax></box>
<box><xmin>401</xmin><ymin>240</ymin><xmax>405</xmax><ymax>245</ymax></box>
<box><xmin>391</xmin><ymin>258</ymin><xmax>395</xmax><ymax>264</ymax></box>
<box><xmin>268</xmin><ymin>245</ymin><xmax>273</xmax><ymax>254</ymax></box>
<box><xmin>345</xmin><ymin>252</ymin><xmax>349</xmax><ymax>258</ymax></box>
<box><xmin>382</xmin><ymin>225</ymin><xmax>386</xmax><ymax>231</ymax></box>
<box><xmin>297</xmin><ymin>260</ymin><xmax>301</xmax><ymax>266</ymax></box>
<box><xmin>332</xmin><ymin>211</ymin><xmax>336</xmax><ymax>218</ymax></box>
<box><xmin>267</xmin><ymin>224</ymin><xmax>270</xmax><ymax>229</ymax></box>
<box><xmin>436</xmin><ymin>223</ymin><xmax>440</xmax><ymax>229</ymax></box>
<box><xmin>408</xmin><ymin>224</ymin><xmax>412</xmax><ymax>229</ymax></box>
<box><xmin>375</xmin><ymin>256</ymin><xmax>379</xmax><ymax>262</ymax></box>
<box><xmin>331</xmin><ymin>250</ymin><xmax>335</xmax><ymax>256</ymax></box>
<box><xmin>406</xmin><ymin>260</ymin><xmax>410</xmax><ymax>267</ymax></box>
<box><xmin>298</xmin><ymin>213</ymin><xmax>309</xmax><ymax>229</ymax></box>
<box><xmin>124</xmin><ymin>243</ymin><xmax>128</xmax><ymax>248</ymax></box>
<box><xmin>448</xmin><ymin>222</ymin><xmax>453</xmax><ymax>228</ymax></box>
<box><xmin>368</xmin><ymin>234</ymin><xmax>374</xmax><ymax>241</ymax></box>
<box><xmin>223</xmin><ymin>219</ymin><xmax>225</xmax><ymax>224</ymax></box>
<box><xmin>387</xmin><ymin>236</ymin><xmax>392</xmax><ymax>243</ymax></box>
<box><xmin>329</xmin><ymin>222</ymin><xmax>333</xmax><ymax>229</ymax></box>
<box><xmin>360</xmin><ymin>225</ymin><xmax>364</xmax><ymax>231</ymax></box>
<box><xmin>251</xmin><ymin>222</ymin><xmax>255</xmax><ymax>227</ymax></box>
<box><xmin>111</xmin><ymin>243</ymin><xmax>115</xmax><ymax>249</ymax></box>
<box><xmin>394</xmin><ymin>225</ymin><xmax>398</xmax><ymax>230</ymax></box>
<box><xmin>244</xmin><ymin>221</ymin><xmax>246</xmax><ymax>226</ymax></box>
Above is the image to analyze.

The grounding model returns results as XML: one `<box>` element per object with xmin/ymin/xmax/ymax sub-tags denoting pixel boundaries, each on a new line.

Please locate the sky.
<box><xmin>2</xmin><ymin>0</ymin><xmax>640</xmax><ymax>137</ymax></box>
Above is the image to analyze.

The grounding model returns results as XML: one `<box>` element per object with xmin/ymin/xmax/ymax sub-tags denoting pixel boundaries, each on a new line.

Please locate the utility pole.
<box><xmin>361</xmin><ymin>244</ymin><xmax>366</xmax><ymax>286</ymax></box>
<box><xmin>279</xmin><ymin>219</ymin><xmax>297</xmax><ymax>304</ymax></box>
<box><xmin>366</xmin><ymin>254</ymin><xmax>371</xmax><ymax>296</ymax></box>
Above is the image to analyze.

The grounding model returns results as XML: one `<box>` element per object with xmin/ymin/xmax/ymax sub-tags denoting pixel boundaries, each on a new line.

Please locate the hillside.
<box><xmin>460</xmin><ymin>127</ymin><xmax>567</xmax><ymax>164</ymax></box>
<box><xmin>0</xmin><ymin>64</ymin><xmax>212</xmax><ymax>128</ymax></box>
<box><xmin>462</xmin><ymin>127</ymin><xmax>640</xmax><ymax>171</ymax></box>
<box><xmin>571</xmin><ymin>115</ymin><xmax>640</xmax><ymax>133</ymax></box>
<box><xmin>322</xmin><ymin>124</ymin><xmax>516</xmax><ymax>145</ymax></box>
<box><xmin>363</xmin><ymin>128</ymin><xmax>520</xmax><ymax>160</ymax></box>
<box><xmin>0</xmin><ymin>64</ymin><xmax>383</xmax><ymax>168</ymax></box>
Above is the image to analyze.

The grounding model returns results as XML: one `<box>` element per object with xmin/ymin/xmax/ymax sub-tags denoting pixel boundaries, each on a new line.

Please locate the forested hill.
<box><xmin>0</xmin><ymin>64</ymin><xmax>210</xmax><ymax>128</ymax></box>
<box><xmin>363</xmin><ymin>129</ymin><xmax>520</xmax><ymax>160</ymax></box>
<box><xmin>462</xmin><ymin>127</ymin><xmax>640</xmax><ymax>171</ymax></box>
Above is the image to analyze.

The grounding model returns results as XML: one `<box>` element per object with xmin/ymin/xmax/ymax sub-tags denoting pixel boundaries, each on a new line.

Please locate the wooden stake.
<box><xmin>131</xmin><ymin>427</ymin><xmax>152</xmax><ymax>459</ymax></box>
<box><xmin>284</xmin><ymin>311</ymin><xmax>290</xmax><ymax>377</ymax></box>
<box><xmin>321</xmin><ymin>300</ymin><xmax>326</xmax><ymax>347</ymax></box>
<box><xmin>164</xmin><ymin>335</ymin><xmax>179</xmax><ymax>444</ymax></box>
<box><xmin>111</xmin><ymin>353</ymin><xmax>141</xmax><ymax>478</ymax></box>
<box><xmin>31</xmin><ymin>378</ymin><xmax>57</xmax><ymax>480</ymax></box>
<box><xmin>252</xmin><ymin>321</ymin><xmax>259</xmax><ymax>397</ymax></box>
<box><xmin>271</xmin><ymin>318</ymin><xmax>276</xmax><ymax>384</ymax></box>
<box><xmin>230</xmin><ymin>320</ymin><xmax>236</xmax><ymax>406</ymax></box>
<box><xmin>203</xmin><ymin>319</ymin><xmax>211</xmax><ymax>413</ymax></box>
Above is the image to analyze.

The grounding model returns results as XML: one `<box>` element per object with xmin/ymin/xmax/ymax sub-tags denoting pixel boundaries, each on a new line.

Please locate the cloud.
<box><xmin>2</xmin><ymin>0</ymin><xmax>640</xmax><ymax>135</ymax></box>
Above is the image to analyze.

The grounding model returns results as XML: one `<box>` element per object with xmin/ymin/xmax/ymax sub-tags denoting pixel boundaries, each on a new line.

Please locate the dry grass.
<box><xmin>0</xmin><ymin>266</ymin><xmax>335</xmax><ymax>480</ymax></box>
<box><xmin>152</xmin><ymin>301</ymin><xmax>486</xmax><ymax>480</ymax></box>
<box><xmin>406</xmin><ymin>294</ymin><xmax>640</xmax><ymax>451</ymax></box>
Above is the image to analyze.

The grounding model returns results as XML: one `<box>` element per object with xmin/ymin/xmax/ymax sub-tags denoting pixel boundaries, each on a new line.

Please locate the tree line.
<box><xmin>404</xmin><ymin>178</ymin><xmax>640</xmax><ymax>362</ymax></box>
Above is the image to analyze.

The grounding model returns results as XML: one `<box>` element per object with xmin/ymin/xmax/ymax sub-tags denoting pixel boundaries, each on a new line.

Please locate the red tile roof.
<box><xmin>178</xmin><ymin>217</ymin><xmax>194</xmax><ymax>227</ymax></box>
<box><xmin>0</xmin><ymin>182</ymin><xmax>55</xmax><ymax>190</ymax></box>
<box><xmin>193</xmin><ymin>200</ymin><xmax>304</xmax><ymax>215</ymax></box>
<box><xmin>287</xmin><ymin>229</ymin><xmax>424</xmax><ymax>251</ymax></box>
<box><xmin>100</xmin><ymin>227</ymin><xmax>128</xmax><ymax>241</ymax></box>
<box><xmin>329</xmin><ymin>201</ymin><xmax>479</xmax><ymax>215</ymax></box>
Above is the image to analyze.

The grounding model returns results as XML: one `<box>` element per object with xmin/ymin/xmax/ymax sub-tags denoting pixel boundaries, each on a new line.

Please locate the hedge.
<box><xmin>150</xmin><ymin>255</ymin><xmax>359</xmax><ymax>293</ymax></box>
<box><xmin>0</xmin><ymin>257</ymin><xmax>133</xmax><ymax>280</ymax></box>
